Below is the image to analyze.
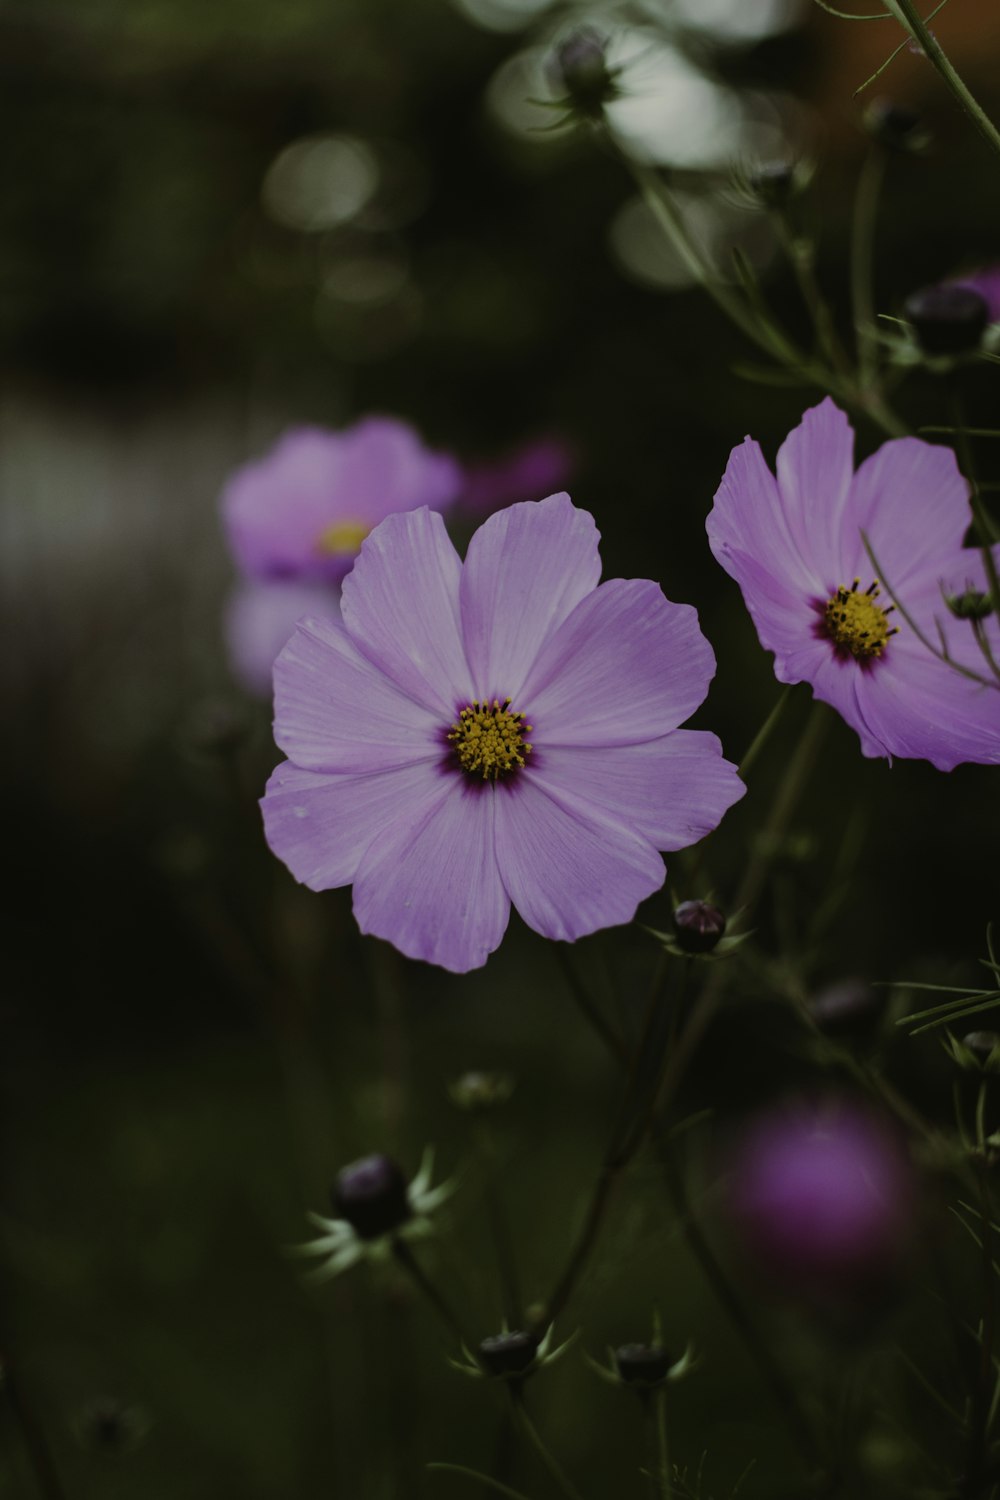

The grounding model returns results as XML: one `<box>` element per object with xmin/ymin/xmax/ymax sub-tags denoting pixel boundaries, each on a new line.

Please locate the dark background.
<box><xmin>3</xmin><ymin>1</ymin><xmax>1000</xmax><ymax>1495</ymax></box>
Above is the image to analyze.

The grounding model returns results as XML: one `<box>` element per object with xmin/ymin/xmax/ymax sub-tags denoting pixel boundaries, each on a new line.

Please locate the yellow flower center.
<box><xmin>448</xmin><ymin>698</ymin><xmax>532</xmax><ymax>780</ymax></box>
<box><xmin>316</xmin><ymin>520</ymin><xmax>371</xmax><ymax>556</ymax></box>
<box><xmin>823</xmin><ymin>577</ymin><xmax>897</xmax><ymax>660</ymax></box>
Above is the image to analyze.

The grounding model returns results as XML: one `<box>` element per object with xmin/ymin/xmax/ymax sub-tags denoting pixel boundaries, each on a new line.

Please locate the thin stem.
<box><xmin>850</xmin><ymin>148</ymin><xmax>884</xmax><ymax>390</ymax></box>
<box><xmin>738</xmin><ymin>684</ymin><xmax>792</xmax><ymax>779</ymax></box>
<box><xmin>771</xmin><ymin>215</ymin><xmax>852</xmax><ymax>378</ymax></box>
<box><xmin>510</xmin><ymin>1392</ymin><xmax>588</xmax><ymax>1500</ymax></box>
<box><xmin>0</xmin><ymin>1356</ymin><xmax>68</xmax><ymax>1500</ymax></box>
<box><xmin>538</xmin><ymin>965</ymin><xmax>674</xmax><ymax>1327</ymax></box>
<box><xmin>861</xmin><ymin>531</ymin><xmax>999</xmax><ymax>689</ymax></box>
<box><xmin>884</xmin><ymin>0</ymin><xmax>1000</xmax><ymax>163</ymax></box>
<box><xmin>392</xmin><ymin>1238</ymin><xmax>471</xmax><ymax>1349</ymax></box>
<box><xmin>427</xmin><ymin>1461</ymin><xmax>536</xmax><ymax>1500</ymax></box>
<box><xmin>554</xmin><ymin>945</ymin><xmax>630</xmax><ymax>1068</ymax></box>
<box><xmin>655</xmin><ymin>1134</ymin><xmax>826</xmax><ymax>1471</ymax></box>
<box><xmin>475</xmin><ymin>1121</ymin><xmax>523</xmax><ymax>1327</ymax></box>
<box><xmin>654</xmin><ymin>1387</ymin><xmax>671</xmax><ymax>1499</ymax></box>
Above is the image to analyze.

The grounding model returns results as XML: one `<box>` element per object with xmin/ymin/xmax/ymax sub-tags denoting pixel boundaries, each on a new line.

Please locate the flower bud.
<box><xmin>746</xmin><ymin>159</ymin><xmax>800</xmax><ymax>210</ymax></box>
<box><xmin>74</xmin><ymin>1397</ymin><xmax>148</xmax><ymax>1452</ymax></box>
<box><xmin>448</xmin><ymin>1070</ymin><xmax>514</xmax><ymax>1112</ymax></box>
<box><xmin>548</xmin><ymin>29</ymin><xmax>619</xmax><ymax>119</ymax></box>
<box><xmin>477</xmin><ymin>1330</ymin><xmax>537</xmax><ymax>1378</ymax></box>
<box><xmin>956</xmin><ymin>1031</ymin><xmax>1000</xmax><ymax>1073</ymax></box>
<box><xmin>672</xmin><ymin>900</ymin><xmax>726</xmax><ymax>955</ymax></box>
<box><xmin>613</xmin><ymin>1342</ymin><xmax>671</xmax><ymax>1386</ymax></box>
<box><xmin>904</xmin><ymin>284</ymin><xmax>989</xmax><ymax>356</ymax></box>
<box><xmin>330</xmin><ymin>1154</ymin><xmax>411</xmax><ymax>1240</ymax></box>
<box><xmin>862</xmin><ymin>99</ymin><xmax>931</xmax><ymax>153</ymax></box>
<box><xmin>946</xmin><ymin>587</ymin><xmax>994</xmax><ymax>621</ymax></box>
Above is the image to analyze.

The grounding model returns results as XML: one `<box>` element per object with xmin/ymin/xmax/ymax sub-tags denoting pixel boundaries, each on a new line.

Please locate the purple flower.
<box><xmin>459</xmin><ymin>437</ymin><xmax>576</xmax><ymax>518</ymax></box>
<box><xmin>224</xmin><ymin>578</ymin><xmax>340</xmax><ymax>697</ymax></box>
<box><xmin>953</xmin><ymin>264</ymin><xmax>1000</xmax><ymax>321</ymax></box>
<box><xmin>727</xmin><ymin>1101</ymin><xmax>915</xmax><ymax>1297</ymax></box>
<box><xmin>261</xmin><ymin>494</ymin><xmax>745</xmax><ymax>973</ymax></box>
<box><xmin>707</xmin><ymin>398</ymin><xmax>1000</xmax><ymax>770</ymax></box>
<box><xmin>220</xmin><ymin>417</ymin><xmax>463</xmax><ymax>584</ymax></box>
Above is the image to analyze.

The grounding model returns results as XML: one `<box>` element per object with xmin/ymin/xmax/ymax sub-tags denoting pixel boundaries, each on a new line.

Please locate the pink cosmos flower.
<box><xmin>261</xmin><ymin>494</ymin><xmax>745</xmax><ymax>973</ymax></box>
<box><xmin>707</xmin><ymin>398</ymin><xmax>1000</xmax><ymax>770</ymax></box>
<box><xmin>221</xmin><ymin>417</ymin><xmax>463</xmax><ymax>584</ymax></box>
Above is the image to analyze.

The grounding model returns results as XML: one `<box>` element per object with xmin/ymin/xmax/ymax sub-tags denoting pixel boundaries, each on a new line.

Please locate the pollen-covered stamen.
<box><xmin>315</xmin><ymin>519</ymin><xmax>371</xmax><ymax>556</ymax></box>
<box><xmin>448</xmin><ymin>698</ymin><xmax>532</xmax><ymax>780</ymax></box>
<box><xmin>823</xmin><ymin>577</ymin><xmax>898</xmax><ymax>660</ymax></box>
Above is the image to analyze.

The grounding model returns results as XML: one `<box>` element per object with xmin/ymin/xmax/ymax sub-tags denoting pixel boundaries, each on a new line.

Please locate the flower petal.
<box><xmin>459</xmin><ymin>493</ymin><xmax>601</xmax><ymax>699</ymax></box>
<box><xmin>775</xmin><ymin>399</ymin><xmax>857</xmax><ymax>582</ymax></box>
<box><xmin>274</xmin><ymin>614</ymin><xmax>441</xmax><ymax>773</ymax></box>
<box><xmin>708</xmin><ymin>429</ymin><xmax>828</xmax><ymax>599</ymax></box>
<box><xmin>261</xmin><ymin>758</ymin><xmax>443</xmax><ymax>889</ymax></box>
<box><xmin>530</xmin><ymin>733</ymin><xmax>744</xmax><ymax>851</ymax></box>
<box><xmin>225</xmin><ymin>578</ymin><xmax>340</xmax><ymax>698</ymax></box>
<box><xmin>340</xmin><ymin>508</ymin><xmax>472</xmax><ymax>717</ymax></box>
<box><xmin>853</xmin><ymin>647</ymin><xmax>1000</xmax><ymax>769</ymax></box>
<box><xmin>845</xmin><ymin>436</ymin><xmax>970</xmax><ymax>592</ymax></box>
<box><xmin>494</xmin><ymin>777</ymin><xmax>665</xmax><ymax>942</ymax></box>
<box><xmin>521</xmin><ymin>579</ymin><xmax>715</xmax><ymax>745</ymax></box>
<box><xmin>352</xmin><ymin>780</ymin><xmax>510</xmax><ymax>972</ymax></box>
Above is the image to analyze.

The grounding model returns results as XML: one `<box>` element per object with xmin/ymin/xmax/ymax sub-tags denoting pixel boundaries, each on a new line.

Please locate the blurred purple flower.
<box><xmin>224</xmin><ymin>578</ymin><xmax>340</xmax><ymax>697</ymax></box>
<box><xmin>261</xmin><ymin>493</ymin><xmax>744</xmax><ymax>973</ymax></box>
<box><xmin>221</xmin><ymin>417</ymin><xmax>463</xmax><ymax>584</ymax></box>
<box><xmin>953</xmin><ymin>264</ymin><xmax>1000</xmax><ymax>322</ymax></box>
<box><xmin>728</xmin><ymin>1101</ymin><xmax>915</xmax><ymax>1297</ymax></box>
<box><xmin>459</xmin><ymin>437</ymin><xmax>576</xmax><ymax>518</ymax></box>
<box><xmin>708</xmin><ymin>398</ymin><xmax>1000</xmax><ymax>770</ymax></box>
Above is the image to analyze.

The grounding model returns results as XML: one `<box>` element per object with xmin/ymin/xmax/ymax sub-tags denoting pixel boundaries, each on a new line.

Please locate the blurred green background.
<box><xmin>3</xmin><ymin>0</ymin><xmax>1000</xmax><ymax>1495</ymax></box>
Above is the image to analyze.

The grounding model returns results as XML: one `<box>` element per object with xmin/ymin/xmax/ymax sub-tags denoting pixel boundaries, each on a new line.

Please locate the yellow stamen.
<box><xmin>316</xmin><ymin>520</ymin><xmax>371</xmax><ymax>556</ymax></box>
<box><xmin>823</xmin><ymin>577</ymin><xmax>897</xmax><ymax>660</ymax></box>
<box><xmin>448</xmin><ymin>698</ymin><xmax>532</xmax><ymax>780</ymax></box>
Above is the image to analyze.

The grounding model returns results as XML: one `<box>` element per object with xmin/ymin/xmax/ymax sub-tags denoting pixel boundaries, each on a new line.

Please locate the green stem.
<box><xmin>771</xmin><ymin>214</ymin><xmax>852</xmax><ymax>378</ymax></box>
<box><xmin>884</xmin><ymin>0</ymin><xmax>1000</xmax><ymax>163</ymax></box>
<box><xmin>554</xmin><ymin>945</ymin><xmax>630</xmax><ymax>1068</ymax></box>
<box><xmin>475</xmin><ymin>1121</ymin><xmax>523</xmax><ymax>1327</ymax></box>
<box><xmin>849</xmin><ymin>148</ymin><xmax>884</xmax><ymax>389</ymax></box>
<box><xmin>738</xmin><ymin>685</ymin><xmax>792</xmax><ymax>779</ymax></box>
<box><xmin>427</xmin><ymin>1462</ymin><xmax>536</xmax><ymax>1500</ymax></box>
<box><xmin>654</xmin><ymin>1387</ymin><xmax>671</xmax><ymax>1499</ymax></box>
<box><xmin>0</xmin><ymin>1355</ymin><xmax>68</xmax><ymax>1500</ymax></box>
<box><xmin>392</xmin><ymin>1238</ymin><xmax>470</xmax><ymax>1349</ymax></box>
<box><xmin>510</xmin><ymin>1392</ymin><xmax>588</xmax><ymax>1500</ymax></box>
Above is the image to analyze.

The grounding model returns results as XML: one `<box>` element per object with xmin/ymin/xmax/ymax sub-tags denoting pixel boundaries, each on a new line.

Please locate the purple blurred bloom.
<box><xmin>953</xmin><ymin>264</ymin><xmax>1000</xmax><ymax>322</ymax></box>
<box><xmin>221</xmin><ymin>417</ymin><xmax>463</xmax><ymax>584</ymax></box>
<box><xmin>224</xmin><ymin>578</ymin><xmax>340</xmax><ymax>697</ymax></box>
<box><xmin>459</xmin><ymin>437</ymin><xmax>576</xmax><ymax>518</ymax></box>
<box><xmin>261</xmin><ymin>493</ymin><xmax>744</xmax><ymax>973</ymax></box>
<box><xmin>728</xmin><ymin>1101</ymin><xmax>914</xmax><ymax>1296</ymax></box>
<box><xmin>708</xmin><ymin>398</ymin><xmax>1000</xmax><ymax>770</ymax></box>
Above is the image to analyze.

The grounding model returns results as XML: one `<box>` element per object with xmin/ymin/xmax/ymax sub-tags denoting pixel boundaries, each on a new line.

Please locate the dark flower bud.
<box><xmin>904</xmin><ymin>285</ymin><xmax>989</xmax><ymax>356</ymax></box>
<box><xmin>672</xmin><ymin>900</ymin><xmax>726</xmax><ymax>954</ymax></box>
<box><xmin>548</xmin><ymin>28</ymin><xmax>619</xmax><ymax>119</ymax></box>
<box><xmin>946</xmin><ymin>587</ymin><xmax>994</xmax><ymax>621</ymax></box>
<box><xmin>448</xmin><ymin>1070</ymin><xmax>514</xmax><ymax>1112</ymax></box>
<box><xmin>807</xmin><ymin>978</ymin><xmax>884</xmax><ymax>1040</ymax></box>
<box><xmin>477</xmin><ymin>1330</ymin><xmax>538</xmax><ymax>1378</ymax></box>
<box><xmin>614</xmin><ymin>1342</ymin><xmax>671</xmax><ymax>1386</ymax></box>
<box><xmin>331</xmin><ymin>1154</ymin><xmax>411</xmax><ymax>1240</ymax></box>
<box><xmin>862</xmin><ymin>99</ymin><xmax>931</xmax><ymax>153</ymax></box>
